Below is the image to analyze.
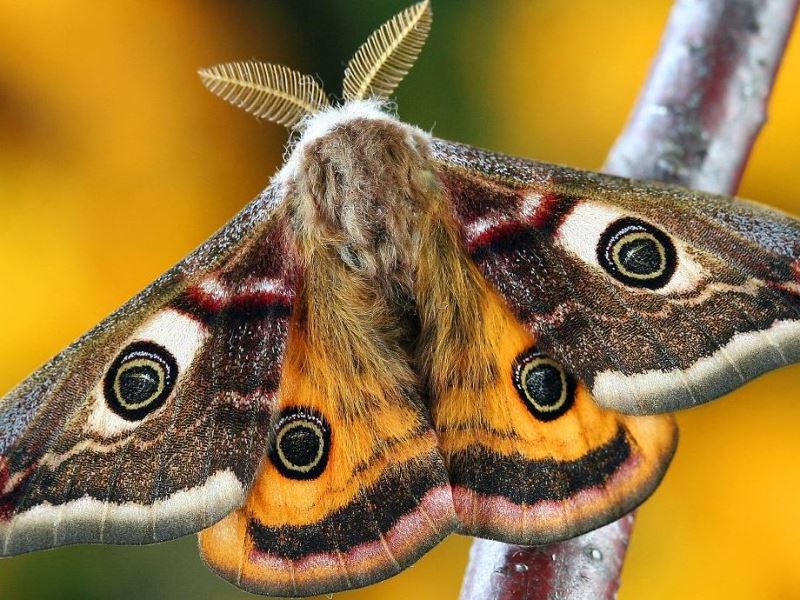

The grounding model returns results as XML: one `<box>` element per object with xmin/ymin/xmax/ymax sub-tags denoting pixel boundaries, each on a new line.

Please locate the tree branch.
<box><xmin>459</xmin><ymin>1</ymin><xmax>798</xmax><ymax>598</ymax></box>
<box><xmin>606</xmin><ymin>0</ymin><xmax>798</xmax><ymax>191</ymax></box>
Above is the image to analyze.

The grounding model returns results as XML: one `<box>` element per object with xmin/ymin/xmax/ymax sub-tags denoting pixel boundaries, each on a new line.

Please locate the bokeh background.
<box><xmin>0</xmin><ymin>1</ymin><xmax>798</xmax><ymax>599</ymax></box>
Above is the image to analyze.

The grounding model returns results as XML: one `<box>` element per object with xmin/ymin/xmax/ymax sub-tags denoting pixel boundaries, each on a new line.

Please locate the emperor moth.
<box><xmin>1</xmin><ymin>2</ymin><xmax>798</xmax><ymax>597</ymax></box>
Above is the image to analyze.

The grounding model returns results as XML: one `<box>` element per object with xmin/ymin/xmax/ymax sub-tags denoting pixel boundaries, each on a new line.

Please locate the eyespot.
<box><xmin>270</xmin><ymin>408</ymin><xmax>331</xmax><ymax>480</ymax></box>
<box><xmin>512</xmin><ymin>348</ymin><xmax>576</xmax><ymax>421</ymax></box>
<box><xmin>103</xmin><ymin>341</ymin><xmax>178</xmax><ymax>421</ymax></box>
<box><xmin>597</xmin><ymin>217</ymin><xmax>677</xmax><ymax>289</ymax></box>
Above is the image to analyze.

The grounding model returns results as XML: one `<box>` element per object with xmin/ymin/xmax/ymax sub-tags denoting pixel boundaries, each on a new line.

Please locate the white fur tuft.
<box><xmin>275</xmin><ymin>100</ymin><xmax>429</xmax><ymax>184</ymax></box>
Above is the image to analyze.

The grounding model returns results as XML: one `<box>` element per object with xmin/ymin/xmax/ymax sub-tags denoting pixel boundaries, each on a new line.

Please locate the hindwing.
<box><xmin>199</xmin><ymin>230</ymin><xmax>457</xmax><ymax>597</ymax></box>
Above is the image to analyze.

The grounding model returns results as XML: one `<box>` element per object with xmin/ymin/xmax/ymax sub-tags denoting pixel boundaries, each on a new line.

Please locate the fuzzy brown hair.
<box><xmin>280</xmin><ymin>116</ymin><xmax>498</xmax><ymax>437</ymax></box>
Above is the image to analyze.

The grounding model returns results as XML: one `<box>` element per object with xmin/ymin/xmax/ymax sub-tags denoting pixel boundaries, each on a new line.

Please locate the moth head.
<box><xmin>197</xmin><ymin>1</ymin><xmax>434</xmax><ymax>253</ymax></box>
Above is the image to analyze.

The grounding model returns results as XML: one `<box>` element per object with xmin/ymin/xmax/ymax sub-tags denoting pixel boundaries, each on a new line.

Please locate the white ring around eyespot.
<box><xmin>610</xmin><ymin>231</ymin><xmax>668</xmax><ymax>281</ymax></box>
<box><xmin>112</xmin><ymin>358</ymin><xmax>167</xmax><ymax>411</ymax></box>
<box><xmin>519</xmin><ymin>357</ymin><xmax>568</xmax><ymax>413</ymax></box>
<box><xmin>275</xmin><ymin>419</ymin><xmax>326</xmax><ymax>473</ymax></box>
<box><xmin>85</xmin><ymin>309</ymin><xmax>209</xmax><ymax>437</ymax></box>
<box><xmin>556</xmin><ymin>201</ymin><xmax>707</xmax><ymax>295</ymax></box>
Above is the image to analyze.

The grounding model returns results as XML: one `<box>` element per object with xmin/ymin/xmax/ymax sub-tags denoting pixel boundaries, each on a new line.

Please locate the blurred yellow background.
<box><xmin>0</xmin><ymin>1</ymin><xmax>798</xmax><ymax>599</ymax></box>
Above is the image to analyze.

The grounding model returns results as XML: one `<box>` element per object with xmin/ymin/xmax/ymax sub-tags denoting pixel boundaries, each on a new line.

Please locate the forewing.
<box><xmin>433</xmin><ymin>139</ymin><xmax>800</xmax><ymax>414</ymax></box>
<box><xmin>0</xmin><ymin>184</ymin><xmax>299</xmax><ymax>553</ymax></box>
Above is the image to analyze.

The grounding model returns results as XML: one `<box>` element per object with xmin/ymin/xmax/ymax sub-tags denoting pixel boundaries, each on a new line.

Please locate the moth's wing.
<box><xmin>414</xmin><ymin>202</ymin><xmax>676</xmax><ymax>544</ymax></box>
<box><xmin>433</xmin><ymin>139</ymin><xmax>800</xmax><ymax>414</ymax></box>
<box><xmin>0</xmin><ymin>184</ymin><xmax>298</xmax><ymax>553</ymax></box>
<box><xmin>199</xmin><ymin>289</ymin><xmax>457</xmax><ymax>597</ymax></box>
<box><xmin>435</xmin><ymin>285</ymin><xmax>677</xmax><ymax>543</ymax></box>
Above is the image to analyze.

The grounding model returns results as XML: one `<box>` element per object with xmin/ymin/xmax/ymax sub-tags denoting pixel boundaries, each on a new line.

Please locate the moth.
<box><xmin>1</xmin><ymin>2</ymin><xmax>798</xmax><ymax>597</ymax></box>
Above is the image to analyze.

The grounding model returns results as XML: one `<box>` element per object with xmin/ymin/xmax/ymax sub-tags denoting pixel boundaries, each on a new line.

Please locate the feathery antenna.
<box><xmin>199</xmin><ymin>3</ymin><xmax>433</xmax><ymax>126</ymax></box>
<box><xmin>342</xmin><ymin>1</ymin><xmax>432</xmax><ymax>101</ymax></box>
<box><xmin>198</xmin><ymin>62</ymin><xmax>330</xmax><ymax>129</ymax></box>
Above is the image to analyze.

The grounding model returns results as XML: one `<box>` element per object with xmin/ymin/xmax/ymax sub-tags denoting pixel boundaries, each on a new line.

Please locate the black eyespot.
<box><xmin>597</xmin><ymin>217</ymin><xmax>677</xmax><ymax>289</ymax></box>
<box><xmin>512</xmin><ymin>348</ymin><xmax>576</xmax><ymax>421</ymax></box>
<box><xmin>270</xmin><ymin>408</ymin><xmax>331</xmax><ymax>480</ymax></box>
<box><xmin>103</xmin><ymin>341</ymin><xmax>178</xmax><ymax>421</ymax></box>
